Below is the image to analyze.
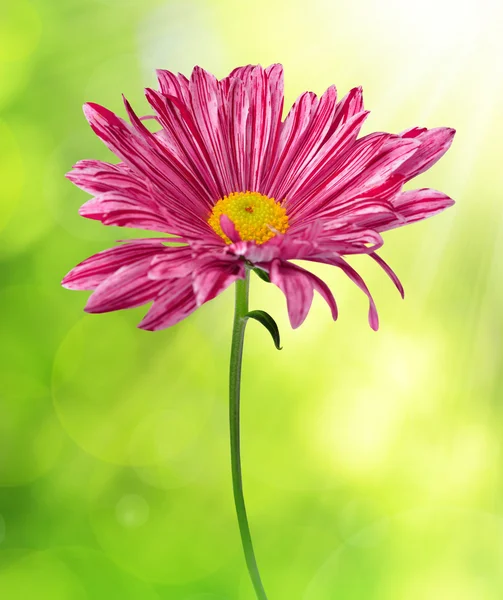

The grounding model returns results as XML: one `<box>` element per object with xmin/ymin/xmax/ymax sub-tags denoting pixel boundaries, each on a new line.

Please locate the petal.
<box><xmin>263</xmin><ymin>91</ymin><xmax>318</xmax><ymax>195</ymax></box>
<box><xmin>79</xmin><ymin>191</ymin><xmax>171</xmax><ymax>231</ymax></box>
<box><xmin>156</xmin><ymin>69</ymin><xmax>191</xmax><ymax>103</ymax></box>
<box><xmin>240</xmin><ymin>221</ymin><xmax>324</xmax><ymax>265</ymax></box>
<box><xmin>328</xmin><ymin>86</ymin><xmax>364</xmax><ymax>135</ymax></box>
<box><xmin>398</xmin><ymin>127</ymin><xmax>455</xmax><ymax>180</ymax></box>
<box><xmin>262</xmin><ymin>64</ymin><xmax>285</xmax><ymax>170</ymax></box>
<box><xmin>62</xmin><ymin>240</ymin><xmax>168</xmax><ymax>290</ymax></box>
<box><xmin>220</xmin><ymin>214</ymin><xmax>241</xmax><ymax>243</ymax></box>
<box><xmin>285</xmin><ymin>110</ymin><xmax>369</xmax><ymax>205</ymax></box>
<box><xmin>310</xmin><ymin>227</ymin><xmax>384</xmax><ymax>255</ymax></box>
<box><xmin>83</xmin><ymin>102</ymin><xmax>163</xmax><ymax>184</ymax></box>
<box><xmin>311</xmin><ymin>198</ymin><xmax>398</xmax><ymax>232</ymax></box>
<box><xmin>287</xmin><ymin>132</ymin><xmax>388</xmax><ymax>221</ymax></box>
<box><xmin>291</xmin><ymin>135</ymin><xmax>419</xmax><ymax>224</ymax></box>
<box><xmin>83</xmin><ymin>102</ymin><xmax>210</xmax><ymax>239</ymax></box>
<box><xmin>269</xmin><ymin>259</ymin><xmax>338</xmax><ymax>328</ymax></box>
<box><xmin>84</xmin><ymin>256</ymin><xmax>164</xmax><ymax>313</ymax></box>
<box><xmin>220</xmin><ymin>65</ymin><xmax>284</xmax><ymax>191</ymax></box>
<box><xmin>138</xmin><ymin>278</ymin><xmax>197</xmax><ymax>331</ymax></box>
<box><xmin>348</xmin><ymin>136</ymin><xmax>419</xmax><ymax>190</ymax></box>
<box><xmin>144</xmin><ymin>87</ymin><xmax>219</xmax><ymax>203</ymax></box>
<box><xmin>243</xmin><ymin>222</ymin><xmax>382</xmax><ymax>266</ymax></box>
<box><xmin>243</xmin><ymin>66</ymin><xmax>274</xmax><ymax>190</ymax></box>
<box><xmin>310</xmin><ymin>255</ymin><xmax>379</xmax><ymax>330</ymax></box>
<box><xmin>325</xmin><ymin>137</ymin><xmax>418</xmax><ymax>210</ymax></box>
<box><xmin>332</xmin><ymin>256</ymin><xmax>379</xmax><ymax>330</ymax></box>
<box><xmin>122</xmin><ymin>95</ymin><xmax>213</xmax><ymax>212</ymax></box>
<box><xmin>147</xmin><ymin>246</ymin><xmax>195</xmax><ymax>280</ymax></box>
<box><xmin>272</xmin><ymin>86</ymin><xmax>339</xmax><ymax>200</ymax></box>
<box><xmin>225</xmin><ymin>78</ymin><xmax>250</xmax><ymax>192</ymax></box>
<box><xmin>66</xmin><ymin>160</ymin><xmax>144</xmax><ymax>195</ymax></box>
<box><xmin>281</xmin><ymin>86</ymin><xmax>368</xmax><ymax>212</ymax></box>
<box><xmin>192</xmin><ymin>255</ymin><xmax>245</xmax><ymax>306</ymax></box>
<box><xmin>370</xmin><ymin>252</ymin><xmax>405</xmax><ymax>298</ymax></box>
<box><xmin>227</xmin><ymin>64</ymin><xmax>257</xmax><ymax>82</ymax></box>
<box><xmin>189</xmin><ymin>66</ymin><xmax>234</xmax><ymax>197</ymax></box>
<box><xmin>377</xmin><ymin>188</ymin><xmax>455</xmax><ymax>232</ymax></box>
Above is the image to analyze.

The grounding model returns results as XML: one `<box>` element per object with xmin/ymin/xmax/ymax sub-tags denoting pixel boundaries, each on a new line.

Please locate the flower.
<box><xmin>62</xmin><ymin>64</ymin><xmax>455</xmax><ymax>331</ymax></box>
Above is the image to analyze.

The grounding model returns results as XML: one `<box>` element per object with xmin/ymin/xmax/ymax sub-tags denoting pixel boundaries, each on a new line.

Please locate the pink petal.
<box><xmin>324</xmin><ymin>137</ymin><xmax>417</xmax><ymax>208</ymax></box>
<box><xmin>156</xmin><ymin>69</ymin><xmax>191</xmax><ymax>103</ymax></box>
<box><xmin>328</xmin><ymin>86</ymin><xmax>364</xmax><ymax>135</ymax></box>
<box><xmin>227</xmin><ymin>64</ymin><xmax>256</xmax><ymax>81</ymax></box>
<box><xmin>288</xmin><ymin>132</ymin><xmax>389</xmax><ymax>219</ymax></box>
<box><xmin>310</xmin><ymin>227</ymin><xmax>385</xmax><ymax>255</ymax></box>
<box><xmin>281</xmin><ymin>87</ymin><xmax>367</xmax><ymax>212</ymax></box>
<box><xmin>263</xmin><ymin>91</ymin><xmax>319</xmax><ymax>196</ymax></box>
<box><xmin>270</xmin><ymin>86</ymin><xmax>339</xmax><ymax>201</ymax></box>
<box><xmin>310</xmin><ymin>255</ymin><xmax>379</xmax><ymax>330</ymax></box>
<box><xmin>235</xmin><ymin>238</ymin><xmax>284</xmax><ymax>265</ymax></box>
<box><xmin>84</xmin><ymin>256</ymin><xmax>164</xmax><ymax>313</ymax></box>
<box><xmin>79</xmin><ymin>191</ymin><xmax>171</xmax><ymax>231</ymax></box>
<box><xmin>225</xmin><ymin>78</ymin><xmax>250</xmax><ymax>191</ymax></box>
<box><xmin>138</xmin><ymin>278</ymin><xmax>197</xmax><ymax>331</ymax></box>
<box><xmin>285</xmin><ymin>110</ymin><xmax>369</xmax><ymax>205</ymax></box>
<box><xmin>220</xmin><ymin>65</ymin><xmax>283</xmax><ymax>191</ymax></box>
<box><xmin>244</xmin><ymin>66</ymin><xmax>273</xmax><ymax>190</ymax></box>
<box><xmin>351</xmin><ymin>136</ymin><xmax>419</xmax><ymax>188</ymax></box>
<box><xmin>262</xmin><ymin>64</ymin><xmax>285</xmax><ymax>171</ymax></box>
<box><xmin>122</xmin><ymin>95</ymin><xmax>213</xmax><ymax>209</ymax></box>
<box><xmin>83</xmin><ymin>102</ymin><xmax>211</xmax><ymax>240</ymax></box>
<box><xmin>269</xmin><ymin>259</ymin><xmax>338</xmax><ymax>328</ymax></box>
<box><xmin>242</xmin><ymin>222</ymin><xmax>383</xmax><ymax>266</ymax></box>
<box><xmin>370</xmin><ymin>252</ymin><xmax>404</xmax><ymax>298</ymax></box>
<box><xmin>220</xmin><ymin>214</ymin><xmax>241</xmax><ymax>243</ymax></box>
<box><xmin>147</xmin><ymin>246</ymin><xmax>195</xmax><ymax>280</ymax></box>
<box><xmin>240</xmin><ymin>221</ymin><xmax>325</xmax><ymax>265</ymax></box>
<box><xmin>192</xmin><ymin>256</ymin><xmax>245</xmax><ymax>306</ymax></box>
<box><xmin>83</xmin><ymin>103</ymin><xmax>161</xmax><ymax>181</ymax></box>
<box><xmin>310</xmin><ymin>198</ymin><xmax>398</xmax><ymax>232</ymax></box>
<box><xmin>378</xmin><ymin>188</ymin><xmax>455</xmax><ymax>231</ymax></box>
<box><xmin>62</xmin><ymin>240</ymin><xmax>168</xmax><ymax>290</ymax></box>
<box><xmin>334</xmin><ymin>257</ymin><xmax>379</xmax><ymax>330</ymax></box>
<box><xmin>144</xmin><ymin>86</ymin><xmax>220</xmax><ymax>202</ymax></box>
<box><xmin>290</xmin><ymin>135</ymin><xmax>418</xmax><ymax>225</ymax></box>
<box><xmin>189</xmin><ymin>67</ymin><xmax>234</xmax><ymax>197</ymax></box>
<box><xmin>398</xmin><ymin>127</ymin><xmax>455</xmax><ymax>180</ymax></box>
<box><xmin>66</xmin><ymin>160</ymin><xmax>144</xmax><ymax>195</ymax></box>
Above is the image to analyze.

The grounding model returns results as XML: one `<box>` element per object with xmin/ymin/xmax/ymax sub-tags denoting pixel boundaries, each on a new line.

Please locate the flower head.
<box><xmin>63</xmin><ymin>64</ymin><xmax>455</xmax><ymax>330</ymax></box>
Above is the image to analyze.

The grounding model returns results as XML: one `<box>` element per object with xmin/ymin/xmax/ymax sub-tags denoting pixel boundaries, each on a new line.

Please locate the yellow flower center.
<box><xmin>208</xmin><ymin>191</ymin><xmax>289</xmax><ymax>245</ymax></box>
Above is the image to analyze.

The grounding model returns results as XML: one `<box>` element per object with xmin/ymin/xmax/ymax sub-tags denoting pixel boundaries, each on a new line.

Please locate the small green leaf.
<box><xmin>252</xmin><ymin>267</ymin><xmax>270</xmax><ymax>283</ymax></box>
<box><xmin>245</xmin><ymin>310</ymin><xmax>282</xmax><ymax>350</ymax></box>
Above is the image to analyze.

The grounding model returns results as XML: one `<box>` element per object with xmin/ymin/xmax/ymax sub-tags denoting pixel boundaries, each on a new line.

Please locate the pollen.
<box><xmin>208</xmin><ymin>191</ymin><xmax>289</xmax><ymax>245</ymax></box>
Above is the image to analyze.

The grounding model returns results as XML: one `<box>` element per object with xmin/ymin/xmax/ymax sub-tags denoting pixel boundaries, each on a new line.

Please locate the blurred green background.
<box><xmin>1</xmin><ymin>0</ymin><xmax>503</xmax><ymax>598</ymax></box>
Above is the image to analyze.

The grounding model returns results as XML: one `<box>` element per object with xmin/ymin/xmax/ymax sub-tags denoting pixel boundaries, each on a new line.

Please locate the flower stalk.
<box><xmin>229</xmin><ymin>270</ymin><xmax>268</xmax><ymax>600</ymax></box>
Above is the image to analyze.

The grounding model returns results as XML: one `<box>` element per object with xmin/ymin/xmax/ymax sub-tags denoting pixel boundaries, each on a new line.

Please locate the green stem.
<box><xmin>229</xmin><ymin>270</ymin><xmax>268</xmax><ymax>600</ymax></box>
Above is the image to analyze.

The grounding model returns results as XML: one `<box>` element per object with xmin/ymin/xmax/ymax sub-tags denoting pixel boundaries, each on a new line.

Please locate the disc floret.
<box><xmin>208</xmin><ymin>191</ymin><xmax>289</xmax><ymax>244</ymax></box>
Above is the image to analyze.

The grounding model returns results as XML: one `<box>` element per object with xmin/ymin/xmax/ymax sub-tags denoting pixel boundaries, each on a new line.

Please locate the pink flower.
<box><xmin>63</xmin><ymin>64</ymin><xmax>455</xmax><ymax>331</ymax></box>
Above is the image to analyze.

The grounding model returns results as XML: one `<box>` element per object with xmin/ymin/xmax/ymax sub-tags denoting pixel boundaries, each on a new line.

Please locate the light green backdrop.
<box><xmin>1</xmin><ymin>0</ymin><xmax>503</xmax><ymax>598</ymax></box>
